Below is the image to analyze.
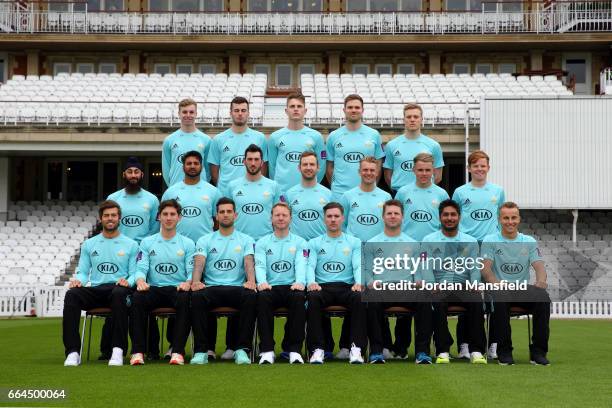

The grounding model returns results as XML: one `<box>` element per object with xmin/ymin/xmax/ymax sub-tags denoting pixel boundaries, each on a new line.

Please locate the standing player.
<box><xmin>268</xmin><ymin>93</ymin><xmax>326</xmax><ymax>193</ymax></box>
<box><xmin>62</xmin><ymin>200</ymin><xmax>138</xmax><ymax>366</ymax></box>
<box><xmin>383</xmin><ymin>103</ymin><xmax>444</xmax><ymax>193</ymax></box>
<box><xmin>395</xmin><ymin>153</ymin><xmax>450</xmax><ymax>241</ymax></box>
<box><xmin>255</xmin><ymin>202</ymin><xmax>308</xmax><ymax>364</ymax></box>
<box><xmin>481</xmin><ymin>202</ymin><xmax>550</xmax><ymax>366</ymax></box>
<box><xmin>421</xmin><ymin>200</ymin><xmax>487</xmax><ymax>365</ymax></box>
<box><xmin>128</xmin><ymin>199</ymin><xmax>194</xmax><ymax>366</ymax></box>
<box><xmin>208</xmin><ymin>96</ymin><xmax>267</xmax><ymax>195</ymax></box>
<box><xmin>161</xmin><ymin>151</ymin><xmax>220</xmax><ymax>244</ymax></box>
<box><xmin>306</xmin><ymin>202</ymin><xmax>367</xmax><ymax>364</ymax></box>
<box><xmin>340</xmin><ymin>156</ymin><xmax>391</xmax><ymax>242</ymax></box>
<box><xmin>162</xmin><ymin>98</ymin><xmax>211</xmax><ymax>187</ymax></box>
<box><xmin>227</xmin><ymin>144</ymin><xmax>281</xmax><ymax>241</ymax></box>
<box><xmin>188</xmin><ymin>197</ymin><xmax>257</xmax><ymax>365</ymax></box>
<box><xmin>452</xmin><ymin>150</ymin><xmax>505</xmax><ymax>359</ymax></box>
<box><xmin>104</xmin><ymin>157</ymin><xmax>159</xmax><ymax>360</ymax></box>
<box><xmin>326</xmin><ymin>94</ymin><xmax>384</xmax><ymax>201</ymax></box>
<box><xmin>283</xmin><ymin>151</ymin><xmax>331</xmax><ymax>241</ymax></box>
<box><xmin>366</xmin><ymin>199</ymin><xmax>434</xmax><ymax>364</ymax></box>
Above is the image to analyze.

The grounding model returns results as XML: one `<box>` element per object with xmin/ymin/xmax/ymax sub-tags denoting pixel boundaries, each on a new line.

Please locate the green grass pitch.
<box><xmin>0</xmin><ymin>317</ymin><xmax>610</xmax><ymax>407</ymax></box>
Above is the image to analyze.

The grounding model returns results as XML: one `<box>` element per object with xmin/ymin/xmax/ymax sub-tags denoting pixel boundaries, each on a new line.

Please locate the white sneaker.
<box><xmin>108</xmin><ymin>347</ymin><xmax>124</xmax><ymax>366</ymax></box>
<box><xmin>221</xmin><ymin>349</ymin><xmax>235</xmax><ymax>360</ymax></box>
<box><xmin>64</xmin><ymin>352</ymin><xmax>80</xmax><ymax>366</ymax></box>
<box><xmin>309</xmin><ymin>348</ymin><xmax>325</xmax><ymax>364</ymax></box>
<box><xmin>349</xmin><ymin>344</ymin><xmax>364</xmax><ymax>364</ymax></box>
<box><xmin>382</xmin><ymin>348</ymin><xmax>395</xmax><ymax>360</ymax></box>
<box><xmin>488</xmin><ymin>343</ymin><xmax>498</xmax><ymax>359</ymax></box>
<box><xmin>335</xmin><ymin>348</ymin><xmax>350</xmax><ymax>360</ymax></box>
<box><xmin>258</xmin><ymin>351</ymin><xmax>275</xmax><ymax>364</ymax></box>
<box><xmin>458</xmin><ymin>343</ymin><xmax>470</xmax><ymax>359</ymax></box>
<box><xmin>289</xmin><ymin>352</ymin><xmax>304</xmax><ymax>364</ymax></box>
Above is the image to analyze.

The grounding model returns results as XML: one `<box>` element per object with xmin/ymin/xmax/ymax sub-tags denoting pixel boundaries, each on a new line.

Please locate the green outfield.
<box><xmin>0</xmin><ymin>317</ymin><xmax>610</xmax><ymax>408</ymax></box>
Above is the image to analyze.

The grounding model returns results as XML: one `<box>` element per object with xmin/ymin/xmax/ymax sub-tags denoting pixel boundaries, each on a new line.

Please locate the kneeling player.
<box><xmin>481</xmin><ymin>202</ymin><xmax>550</xmax><ymax>365</ymax></box>
<box><xmin>129</xmin><ymin>200</ymin><xmax>194</xmax><ymax>366</ymax></box>
<box><xmin>255</xmin><ymin>203</ymin><xmax>308</xmax><ymax>364</ymax></box>
<box><xmin>306</xmin><ymin>202</ymin><xmax>367</xmax><ymax>364</ymax></box>
<box><xmin>421</xmin><ymin>200</ymin><xmax>487</xmax><ymax>364</ymax></box>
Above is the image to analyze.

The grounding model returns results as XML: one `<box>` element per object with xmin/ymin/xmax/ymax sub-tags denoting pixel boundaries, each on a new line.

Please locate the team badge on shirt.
<box><xmin>234</xmin><ymin>245</ymin><xmax>242</xmax><ymax>253</ymax></box>
<box><xmin>520</xmin><ymin>247</ymin><xmax>529</xmax><ymax>256</ymax></box>
<box><xmin>263</xmin><ymin>191</ymin><xmax>271</xmax><ymax>198</ymax></box>
<box><xmin>377</xmin><ymin>202</ymin><xmax>384</xmax><ymax>208</ymax></box>
<box><xmin>177</xmin><ymin>250</ymin><xmax>185</xmax><ymax>257</ymax></box>
<box><xmin>342</xmin><ymin>247</ymin><xmax>351</xmax><ymax>256</ymax></box>
<box><xmin>491</xmin><ymin>196</ymin><xmax>498</xmax><ymax>203</ymax></box>
<box><xmin>432</xmin><ymin>199</ymin><xmax>439</xmax><ymax>207</ymax></box>
<box><xmin>118</xmin><ymin>250</ymin><xmax>125</xmax><ymax>257</ymax></box>
<box><xmin>202</xmin><ymin>195</ymin><xmax>210</xmax><ymax>202</ymax></box>
<box><xmin>288</xmin><ymin>247</ymin><xmax>296</xmax><ymax>254</ymax></box>
<box><xmin>198</xmin><ymin>143</ymin><xmax>204</xmax><ymax>149</ymax></box>
<box><xmin>143</xmin><ymin>203</ymin><xmax>150</xmax><ymax>210</ymax></box>
<box><xmin>364</xmin><ymin>140</ymin><xmax>373</xmax><ymax>148</ymax></box>
<box><xmin>305</xmin><ymin>140</ymin><xmax>314</xmax><ymax>148</ymax></box>
<box><xmin>319</xmin><ymin>197</ymin><xmax>327</xmax><ymax>205</ymax></box>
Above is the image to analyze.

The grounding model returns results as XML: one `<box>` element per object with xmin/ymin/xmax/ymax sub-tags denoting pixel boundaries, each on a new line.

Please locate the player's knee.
<box><xmin>306</xmin><ymin>290</ymin><xmax>323</xmax><ymax>304</ymax></box>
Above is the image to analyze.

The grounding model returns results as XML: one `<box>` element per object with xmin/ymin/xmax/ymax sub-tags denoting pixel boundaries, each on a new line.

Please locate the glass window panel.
<box><xmin>53</xmin><ymin>63</ymin><xmax>71</xmax><ymax>75</ymax></box>
<box><xmin>272</xmin><ymin>0</ymin><xmax>298</xmax><ymax>11</ymax></box>
<box><xmin>87</xmin><ymin>0</ymin><xmax>101</xmax><ymax>11</ymax></box>
<box><xmin>255</xmin><ymin>64</ymin><xmax>271</xmax><ymax>75</ymax></box>
<box><xmin>173</xmin><ymin>0</ymin><xmax>198</xmax><ymax>11</ymax></box>
<box><xmin>77</xmin><ymin>63</ymin><xmax>94</xmax><ymax>74</ymax></box>
<box><xmin>352</xmin><ymin>64</ymin><xmax>369</xmax><ymax>75</ymax></box>
<box><xmin>446</xmin><ymin>0</ymin><xmax>467</xmax><ymax>11</ymax></box>
<box><xmin>302</xmin><ymin>0</ymin><xmax>322</xmax><ymax>11</ymax></box>
<box><xmin>48</xmin><ymin>1</ymin><xmax>69</xmax><ymax>11</ymax></box>
<box><xmin>105</xmin><ymin>0</ymin><xmax>123</xmax><ymax>11</ymax></box>
<box><xmin>453</xmin><ymin>63</ymin><xmax>470</xmax><ymax>74</ymax></box>
<box><xmin>371</xmin><ymin>0</ymin><xmax>399</xmax><ymax>11</ymax></box>
<box><xmin>299</xmin><ymin>64</ymin><xmax>315</xmax><ymax>76</ymax></box>
<box><xmin>401</xmin><ymin>0</ymin><xmax>421</xmax><ymax>11</ymax></box>
<box><xmin>150</xmin><ymin>0</ymin><xmax>169</xmax><ymax>11</ymax></box>
<box><xmin>248</xmin><ymin>0</ymin><xmax>267</xmax><ymax>11</ymax></box>
<box><xmin>177</xmin><ymin>64</ymin><xmax>193</xmax><ymax>74</ymax></box>
<box><xmin>276</xmin><ymin>65</ymin><xmax>292</xmax><ymax>86</ymax></box>
<box><xmin>398</xmin><ymin>64</ymin><xmax>415</xmax><ymax>74</ymax></box>
<box><xmin>154</xmin><ymin>64</ymin><xmax>171</xmax><ymax>75</ymax></box>
<box><xmin>99</xmin><ymin>63</ymin><xmax>117</xmax><ymax>74</ymax></box>
<box><xmin>499</xmin><ymin>63</ymin><xmax>516</xmax><ymax>74</ymax></box>
<box><xmin>204</xmin><ymin>0</ymin><xmax>223</xmax><ymax>11</ymax></box>
<box><xmin>347</xmin><ymin>0</ymin><xmax>367</xmax><ymax>11</ymax></box>
<box><xmin>376</xmin><ymin>64</ymin><xmax>392</xmax><ymax>75</ymax></box>
<box><xmin>566</xmin><ymin>59</ymin><xmax>586</xmax><ymax>83</ymax></box>
<box><xmin>476</xmin><ymin>64</ymin><xmax>491</xmax><ymax>74</ymax></box>
<box><xmin>199</xmin><ymin>64</ymin><xmax>216</xmax><ymax>74</ymax></box>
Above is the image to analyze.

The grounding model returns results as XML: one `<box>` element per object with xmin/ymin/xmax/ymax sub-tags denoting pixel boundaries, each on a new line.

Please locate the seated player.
<box><xmin>128</xmin><ymin>199</ymin><xmax>194</xmax><ymax>366</ymax></box>
<box><xmin>62</xmin><ymin>200</ymin><xmax>138</xmax><ymax>366</ymax></box>
<box><xmin>481</xmin><ymin>202</ymin><xmax>550</xmax><ymax>366</ymax></box>
<box><xmin>421</xmin><ymin>199</ymin><xmax>487</xmax><ymax>364</ymax></box>
<box><xmin>188</xmin><ymin>197</ymin><xmax>257</xmax><ymax>365</ymax></box>
<box><xmin>255</xmin><ymin>202</ymin><xmax>308</xmax><ymax>364</ymax></box>
<box><xmin>306</xmin><ymin>202</ymin><xmax>367</xmax><ymax>364</ymax></box>
<box><xmin>366</xmin><ymin>199</ymin><xmax>434</xmax><ymax>364</ymax></box>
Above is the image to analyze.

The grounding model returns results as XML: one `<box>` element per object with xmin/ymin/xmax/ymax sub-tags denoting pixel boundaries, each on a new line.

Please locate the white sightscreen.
<box><xmin>480</xmin><ymin>96</ymin><xmax>612</xmax><ymax>209</ymax></box>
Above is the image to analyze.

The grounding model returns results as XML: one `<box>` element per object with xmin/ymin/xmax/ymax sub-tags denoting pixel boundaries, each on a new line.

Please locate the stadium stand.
<box><xmin>0</xmin><ymin>73</ymin><xmax>570</xmax><ymax>126</ymax></box>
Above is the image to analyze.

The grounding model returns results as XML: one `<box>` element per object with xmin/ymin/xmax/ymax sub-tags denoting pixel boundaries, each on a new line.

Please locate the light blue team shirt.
<box><xmin>366</xmin><ymin>232</ymin><xmax>419</xmax><ymax>283</ymax></box>
<box><xmin>383</xmin><ymin>134</ymin><xmax>444</xmax><ymax>191</ymax></box>
<box><xmin>340</xmin><ymin>186</ymin><xmax>391</xmax><ymax>242</ymax></box>
<box><xmin>452</xmin><ymin>182</ymin><xmax>505</xmax><ymax>241</ymax></box>
<box><xmin>481</xmin><ymin>232</ymin><xmax>542</xmax><ymax>284</ymax></box>
<box><xmin>196</xmin><ymin>230</ymin><xmax>255</xmax><ymax>287</ymax></box>
<box><xmin>268</xmin><ymin>127</ymin><xmax>326</xmax><ymax>193</ymax></box>
<box><xmin>282</xmin><ymin>183</ymin><xmax>331</xmax><ymax>241</ymax></box>
<box><xmin>395</xmin><ymin>182</ymin><xmax>450</xmax><ymax>241</ymax></box>
<box><xmin>207</xmin><ymin>127</ymin><xmax>268</xmax><ymax>196</ymax></box>
<box><xmin>421</xmin><ymin>230</ymin><xmax>480</xmax><ymax>284</ymax></box>
<box><xmin>326</xmin><ymin>124</ymin><xmax>384</xmax><ymax>200</ymax></box>
<box><xmin>107</xmin><ymin>188</ymin><xmax>159</xmax><ymax>243</ymax></box>
<box><xmin>135</xmin><ymin>233</ymin><xmax>195</xmax><ymax>287</ymax></box>
<box><xmin>76</xmin><ymin>233</ymin><xmax>138</xmax><ymax>287</ymax></box>
<box><xmin>162</xmin><ymin>129</ymin><xmax>211</xmax><ymax>187</ymax></box>
<box><xmin>255</xmin><ymin>232</ymin><xmax>308</xmax><ymax>286</ymax></box>
<box><xmin>306</xmin><ymin>233</ymin><xmax>361</xmax><ymax>285</ymax></box>
<box><xmin>161</xmin><ymin>180</ymin><xmax>220</xmax><ymax>244</ymax></box>
<box><xmin>227</xmin><ymin>176</ymin><xmax>282</xmax><ymax>241</ymax></box>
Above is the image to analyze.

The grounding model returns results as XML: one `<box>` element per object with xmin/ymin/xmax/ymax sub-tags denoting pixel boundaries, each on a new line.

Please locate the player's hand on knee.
<box><xmin>351</xmin><ymin>283</ymin><xmax>363</xmax><ymax>292</ymax></box>
<box><xmin>290</xmin><ymin>282</ymin><xmax>305</xmax><ymax>291</ymax></box>
<box><xmin>191</xmin><ymin>281</ymin><xmax>205</xmax><ymax>291</ymax></box>
<box><xmin>116</xmin><ymin>278</ymin><xmax>129</xmax><ymax>287</ymax></box>
<box><xmin>307</xmin><ymin>283</ymin><xmax>321</xmax><ymax>292</ymax></box>
<box><xmin>177</xmin><ymin>282</ymin><xmax>191</xmax><ymax>292</ymax></box>
<box><xmin>136</xmin><ymin>279</ymin><xmax>150</xmax><ymax>292</ymax></box>
<box><xmin>257</xmin><ymin>282</ymin><xmax>272</xmax><ymax>291</ymax></box>
<box><xmin>69</xmin><ymin>279</ymin><xmax>82</xmax><ymax>288</ymax></box>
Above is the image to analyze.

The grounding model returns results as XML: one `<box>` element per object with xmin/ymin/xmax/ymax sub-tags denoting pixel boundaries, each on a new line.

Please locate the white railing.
<box><xmin>0</xmin><ymin>3</ymin><xmax>610</xmax><ymax>34</ymax></box>
<box><xmin>601</xmin><ymin>68</ymin><xmax>612</xmax><ymax>95</ymax></box>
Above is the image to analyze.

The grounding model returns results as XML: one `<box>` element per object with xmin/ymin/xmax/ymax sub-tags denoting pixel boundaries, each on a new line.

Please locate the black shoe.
<box><xmin>98</xmin><ymin>352</ymin><xmax>111</xmax><ymax>361</ymax></box>
<box><xmin>498</xmin><ymin>353</ymin><xmax>515</xmax><ymax>365</ymax></box>
<box><xmin>146</xmin><ymin>353</ymin><xmax>161</xmax><ymax>361</ymax></box>
<box><xmin>530</xmin><ymin>353</ymin><xmax>550</xmax><ymax>366</ymax></box>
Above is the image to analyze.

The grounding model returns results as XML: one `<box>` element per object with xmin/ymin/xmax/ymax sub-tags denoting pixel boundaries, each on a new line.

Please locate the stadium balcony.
<box><xmin>0</xmin><ymin>200</ymin><xmax>98</xmax><ymax>288</ymax></box>
<box><xmin>0</xmin><ymin>2</ymin><xmax>611</xmax><ymax>35</ymax></box>
<box><xmin>0</xmin><ymin>72</ymin><xmax>571</xmax><ymax>127</ymax></box>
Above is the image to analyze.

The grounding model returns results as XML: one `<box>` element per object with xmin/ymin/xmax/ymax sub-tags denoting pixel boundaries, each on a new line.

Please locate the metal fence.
<box><xmin>0</xmin><ymin>2</ymin><xmax>611</xmax><ymax>34</ymax></box>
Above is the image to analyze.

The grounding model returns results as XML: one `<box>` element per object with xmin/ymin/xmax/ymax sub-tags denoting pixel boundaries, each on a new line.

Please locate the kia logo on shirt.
<box><xmin>343</xmin><ymin>152</ymin><xmax>365</xmax><ymax>163</ymax></box>
<box><xmin>97</xmin><ymin>263</ymin><xmax>119</xmax><ymax>274</ymax></box>
<box><xmin>400</xmin><ymin>160</ymin><xmax>414</xmax><ymax>171</ymax></box>
<box><xmin>271</xmin><ymin>261</ymin><xmax>292</xmax><ymax>273</ymax></box>
<box><xmin>155</xmin><ymin>263</ymin><xmax>178</xmax><ymax>275</ymax></box>
<box><xmin>357</xmin><ymin>214</ymin><xmax>379</xmax><ymax>226</ymax></box>
<box><xmin>410</xmin><ymin>211</ymin><xmax>432</xmax><ymax>222</ymax></box>
<box><xmin>501</xmin><ymin>263</ymin><xmax>524</xmax><ymax>274</ymax></box>
<box><xmin>230</xmin><ymin>156</ymin><xmax>244</xmax><ymax>166</ymax></box>
<box><xmin>471</xmin><ymin>209</ymin><xmax>493</xmax><ymax>221</ymax></box>
<box><xmin>242</xmin><ymin>203</ymin><xmax>264</xmax><ymax>214</ymax></box>
<box><xmin>214</xmin><ymin>259</ymin><xmax>237</xmax><ymax>271</ymax></box>
<box><xmin>322</xmin><ymin>262</ymin><xmax>345</xmax><ymax>273</ymax></box>
<box><xmin>285</xmin><ymin>151</ymin><xmax>302</xmax><ymax>162</ymax></box>
<box><xmin>177</xmin><ymin>153</ymin><xmax>186</xmax><ymax>163</ymax></box>
<box><xmin>121</xmin><ymin>215</ymin><xmax>144</xmax><ymax>227</ymax></box>
<box><xmin>298</xmin><ymin>210</ymin><xmax>319</xmax><ymax>221</ymax></box>
<box><xmin>182</xmin><ymin>206</ymin><xmax>202</xmax><ymax>218</ymax></box>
